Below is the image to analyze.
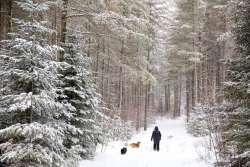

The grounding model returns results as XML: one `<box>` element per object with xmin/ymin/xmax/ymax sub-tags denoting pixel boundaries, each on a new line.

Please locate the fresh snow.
<box><xmin>79</xmin><ymin>117</ymin><xmax>214</xmax><ymax>167</ymax></box>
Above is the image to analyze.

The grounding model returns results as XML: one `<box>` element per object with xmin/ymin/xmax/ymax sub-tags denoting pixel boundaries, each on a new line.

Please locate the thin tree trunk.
<box><xmin>0</xmin><ymin>0</ymin><xmax>12</xmax><ymax>40</ymax></box>
<box><xmin>136</xmin><ymin>82</ymin><xmax>140</xmax><ymax>131</ymax></box>
<box><xmin>165</xmin><ymin>82</ymin><xmax>171</xmax><ymax>116</ymax></box>
<box><xmin>106</xmin><ymin>40</ymin><xmax>111</xmax><ymax>106</ymax></box>
<box><xmin>144</xmin><ymin>85</ymin><xmax>148</xmax><ymax>131</ymax></box>
<box><xmin>51</xmin><ymin>5</ymin><xmax>57</xmax><ymax>43</ymax></box>
<box><xmin>178</xmin><ymin>77</ymin><xmax>182</xmax><ymax>117</ymax></box>
<box><xmin>147</xmin><ymin>83</ymin><xmax>151</xmax><ymax>117</ymax></box>
<box><xmin>164</xmin><ymin>85</ymin><xmax>168</xmax><ymax>114</ymax></box>
<box><xmin>173</xmin><ymin>82</ymin><xmax>178</xmax><ymax>118</ymax></box>
<box><xmin>122</xmin><ymin>75</ymin><xmax>127</xmax><ymax>121</ymax></box>
<box><xmin>144</xmin><ymin>83</ymin><xmax>150</xmax><ymax>131</ymax></box>
<box><xmin>118</xmin><ymin>40</ymin><xmax>124</xmax><ymax>117</ymax></box>
<box><xmin>197</xmin><ymin>64</ymin><xmax>201</xmax><ymax>103</ymax></box>
<box><xmin>101</xmin><ymin>35</ymin><xmax>106</xmax><ymax>99</ymax></box>
<box><xmin>101</xmin><ymin>59</ymin><xmax>105</xmax><ymax>98</ymax></box>
<box><xmin>144</xmin><ymin>44</ymin><xmax>151</xmax><ymax>130</ymax></box>
<box><xmin>59</xmin><ymin>0</ymin><xmax>68</xmax><ymax>61</ymax></box>
<box><xmin>118</xmin><ymin>66</ymin><xmax>123</xmax><ymax>112</ymax></box>
<box><xmin>201</xmin><ymin>58</ymin><xmax>208</xmax><ymax>105</ymax></box>
<box><xmin>87</xmin><ymin>23</ymin><xmax>91</xmax><ymax>57</ymax></box>
<box><xmin>7</xmin><ymin>0</ymin><xmax>12</xmax><ymax>34</ymax></box>
<box><xmin>186</xmin><ymin>73</ymin><xmax>191</xmax><ymax>122</ymax></box>
<box><xmin>94</xmin><ymin>40</ymin><xmax>100</xmax><ymax>83</ymax></box>
<box><xmin>139</xmin><ymin>80</ymin><xmax>143</xmax><ymax>129</ymax></box>
<box><xmin>191</xmin><ymin>69</ymin><xmax>196</xmax><ymax>108</ymax></box>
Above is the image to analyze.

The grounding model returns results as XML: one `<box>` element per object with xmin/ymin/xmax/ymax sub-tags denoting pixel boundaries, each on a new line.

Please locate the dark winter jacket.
<box><xmin>151</xmin><ymin>126</ymin><xmax>161</xmax><ymax>143</ymax></box>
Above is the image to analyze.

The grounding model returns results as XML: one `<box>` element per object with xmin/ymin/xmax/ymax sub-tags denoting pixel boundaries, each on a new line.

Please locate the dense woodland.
<box><xmin>0</xmin><ymin>0</ymin><xmax>249</xmax><ymax>167</ymax></box>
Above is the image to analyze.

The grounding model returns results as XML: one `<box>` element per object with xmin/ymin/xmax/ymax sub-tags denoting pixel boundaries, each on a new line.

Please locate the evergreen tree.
<box><xmin>222</xmin><ymin>0</ymin><xmax>250</xmax><ymax>166</ymax></box>
<box><xmin>56</xmin><ymin>39</ymin><xmax>102</xmax><ymax>159</ymax></box>
<box><xmin>0</xmin><ymin>0</ymin><xmax>82</xmax><ymax>166</ymax></box>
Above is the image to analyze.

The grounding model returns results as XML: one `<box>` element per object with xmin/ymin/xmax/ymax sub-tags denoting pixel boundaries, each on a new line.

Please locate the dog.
<box><xmin>121</xmin><ymin>147</ymin><xmax>127</xmax><ymax>155</ymax></box>
<box><xmin>129</xmin><ymin>141</ymin><xmax>141</xmax><ymax>148</ymax></box>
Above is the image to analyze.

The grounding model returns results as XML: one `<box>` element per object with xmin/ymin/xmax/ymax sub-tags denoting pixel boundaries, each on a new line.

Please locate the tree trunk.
<box><xmin>197</xmin><ymin>64</ymin><xmax>202</xmax><ymax>103</ymax></box>
<box><xmin>118</xmin><ymin>65</ymin><xmax>123</xmax><ymax>113</ymax></box>
<box><xmin>0</xmin><ymin>0</ymin><xmax>12</xmax><ymax>40</ymax></box>
<box><xmin>101</xmin><ymin>59</ymin><xmax>105</xmax><ymax>98</ymax></box>
<box><xmin>191</xmin><ymin>69</ymin><xmax>196</xmax><ymax>108</ymax></box>
<box><xmin>144</xmin><ymin>43</ymin><xmax>151</xmax><ymax>130</ymax></box>
<box><xmin>136</xmin><ymin>82</ymin><xmax>140</xmax><ymax>131</ymax></box>
<box><xmin>144</xmin><ymin>85</ymin><xmax>148</xmax><ymax>131</ymax></box>
<box><xmin>164</xmin><ymin>85</ymin><xmax>168</xmax><ymax>114</ymax></box>
<box><xmin>165</xmin><ymin>83</ymin><xmax>171</xmax><ymax>116</ymax></box>
<box><xmin>94</xmin><ymin>40</ymin><xmax>100</xmax><ymax>83</ymax></box>
<box><xmin>119</xmin><ymin>40</ymin><xmax>124</xmax><ymax>118</ymax></box>
<box><xmin>106</xmin><ymin>41</ymin><xmax>111</xmax><ymax>106</ymax></box>
<box><xmin>186</xmin><ymin>73</ymin><xmax>191</xmax><ymax>122</ymax></box>
<box><xmin>178</xmin><ymin>76</ymin><xmax>182</xmax><ymax>117</ymax></box>
<box><xmin>173</xmin><ymin>82</ymin><xmax>178</xmax><ymax>118</ymax></box>
<box><xmin>139</xmin><ymin>80</ymin><xmax>143</xmax><ymax>129</ymax></box>
<box><xmin>59</xmin><ymin>0</ymin><xmax>68</xmax><ymax>61</ymax></box>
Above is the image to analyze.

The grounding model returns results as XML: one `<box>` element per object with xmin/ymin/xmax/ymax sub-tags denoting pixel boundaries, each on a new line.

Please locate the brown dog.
<box><xmin>129</xmin><ymin>142</ymin><xmax>141</xmax><ymax>148</ymax></box>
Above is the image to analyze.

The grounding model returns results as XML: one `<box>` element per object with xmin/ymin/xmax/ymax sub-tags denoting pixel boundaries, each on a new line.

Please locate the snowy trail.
<box><xmin>79</xmin><ymin>117</ymin><xmax>213</xmax><ymax>167</ymax></box>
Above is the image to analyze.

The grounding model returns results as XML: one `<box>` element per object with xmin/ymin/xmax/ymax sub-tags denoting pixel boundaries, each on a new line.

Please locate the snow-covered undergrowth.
<box><xmin>79</xmin><ymin>117</ymin><xmax>214</xmax><ymax>167</ymax></box>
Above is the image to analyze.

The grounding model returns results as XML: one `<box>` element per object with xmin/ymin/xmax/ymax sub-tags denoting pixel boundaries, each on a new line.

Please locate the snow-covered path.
<box><xmin>79</xmin><ymin>117</ymin><xmax>213</xmax><ymax>167</ymax></box>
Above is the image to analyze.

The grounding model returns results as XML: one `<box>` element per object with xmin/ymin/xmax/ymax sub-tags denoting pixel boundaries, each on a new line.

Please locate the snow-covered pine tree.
<box><xmin>56</xmin><ymin>36</ymin><xmax>102</xmax><ymax>159</ymax></box>
<box><xmin>0</xmin><ymin>0</ymin><xmax>77</xmax><ymax>166</ymax></box>
<box><xmin>187</xmin><ymin>104</ymin><xmax>210</xmax><ymax>137</ymax></box>
<box><xmin>222</xmin><ymin>0</ymin><xmax>250</xmax><ymax>166</ymax></box>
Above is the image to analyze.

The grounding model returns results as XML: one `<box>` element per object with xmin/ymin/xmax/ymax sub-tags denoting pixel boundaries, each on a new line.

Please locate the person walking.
<box><xmin>151</xmin><ymin>126</ymin><xmax>161</xmax><ymax>151</ymax></box>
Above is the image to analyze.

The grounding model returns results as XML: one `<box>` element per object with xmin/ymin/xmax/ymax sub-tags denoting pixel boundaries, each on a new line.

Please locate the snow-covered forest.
<box><xmin>0</xmin><ymin>0</ymin><xmax>249</xmax><ymax>167</ymax></box>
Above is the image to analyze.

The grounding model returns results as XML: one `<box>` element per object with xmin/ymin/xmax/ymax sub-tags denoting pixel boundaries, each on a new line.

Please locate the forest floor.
<box><xmin>79</xmin><ymin>117</ymin><xmax>214</xmax><ymax>167</ymax></box>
